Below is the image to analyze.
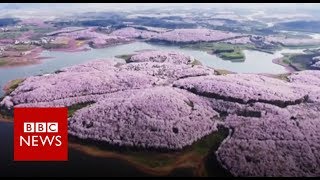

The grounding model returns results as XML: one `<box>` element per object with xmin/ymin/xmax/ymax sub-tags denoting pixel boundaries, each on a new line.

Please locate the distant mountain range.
<box><xmin>274</xmin><ymin>20</ymin><xmax>320</xmax><ymax>33</ymax></box>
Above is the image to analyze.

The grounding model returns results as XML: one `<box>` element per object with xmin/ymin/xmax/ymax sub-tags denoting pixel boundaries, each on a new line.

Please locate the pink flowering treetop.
<box><xmin>110</xmin><ymin>27</ymin><xmax>241</xmax><ymax>43</ymax></box>
<box><xmin>150</xmin><ymin>28</ymin><xmax>242</xmax><ymax>43</ymax></box>
<box><xmin>110</xmin><ymin>27</ymin><xmax>159</xmax><ymax>39</ymax></box>
<box><xmin>128</xmin><ymin>50</ymin><xmax>196</xmax><ymax>65</ymax></box>
<box><xmin>50</xmin><ymin>27</ymin><xmax>131</xmax><ymax>48</ymax></box>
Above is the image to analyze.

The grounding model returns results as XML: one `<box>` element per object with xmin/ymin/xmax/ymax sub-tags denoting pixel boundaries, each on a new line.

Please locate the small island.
<box><xmin>181</xmin><ymin>42</ymin><xmax>246</xmax><ymax>62</ymax></box>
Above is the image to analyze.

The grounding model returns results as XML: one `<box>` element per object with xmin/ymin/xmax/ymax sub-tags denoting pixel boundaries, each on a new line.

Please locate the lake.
<box><xmin>0</xmin><ymin>41</ymin><xmax>310</xmax><ymax>96</ymax></box>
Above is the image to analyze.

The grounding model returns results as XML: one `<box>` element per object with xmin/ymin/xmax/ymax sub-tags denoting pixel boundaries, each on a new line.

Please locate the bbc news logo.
<box><xmin>14</xmin><ymin>107</ymin><xmax>68</xmax><ymax>161</ymax></box>
<box><xmin>20</xmin><ymin>122</ymin><xmax>62</xmax><ymax>147</ymax></box>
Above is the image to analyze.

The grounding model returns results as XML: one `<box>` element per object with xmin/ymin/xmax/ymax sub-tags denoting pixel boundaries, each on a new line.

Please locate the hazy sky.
<box><xmin>1</xmin><ymin>3</ymin><xmax>319</xmax><ymax>19</ymax></box>
<box><xmin>1</xmin><ymin>3</ymin><xmax>320</xmax><ymax>11</ymax></box>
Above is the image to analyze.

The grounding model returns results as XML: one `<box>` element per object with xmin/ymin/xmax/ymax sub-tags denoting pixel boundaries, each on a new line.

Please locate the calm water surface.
<box><xmin>0</xmin><ymin>41</ymin><xmax>310</xmax><ymax>96</ymax></box>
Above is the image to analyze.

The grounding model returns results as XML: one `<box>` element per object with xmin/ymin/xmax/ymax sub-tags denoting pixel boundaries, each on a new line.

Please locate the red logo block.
<box><xmin>14</xmin><ymin>107</ymin><xmax>68</xmax><ymax>161</ymax></box>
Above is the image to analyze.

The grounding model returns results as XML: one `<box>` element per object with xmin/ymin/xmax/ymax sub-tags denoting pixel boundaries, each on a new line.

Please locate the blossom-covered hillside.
<box><xmin>111</xmin><ymin>27</ymin><xmax>243</xmax><ymax>43</ymax></box>
<box><xmin>1</xmin><ymin>50</ymin><xmax>320</xmax><ymax>176</ymax></box>
<box><xmin>173</xmin><ymin>71</ymin><xmax>320</xmax><ymax>176</ymax></box>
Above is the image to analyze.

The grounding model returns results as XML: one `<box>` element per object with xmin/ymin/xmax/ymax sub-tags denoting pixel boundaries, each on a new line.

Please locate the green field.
<box><xmin>68</xmin><ymin>102</ymin><xmax>95</xmax><ymax>117</ymax></box>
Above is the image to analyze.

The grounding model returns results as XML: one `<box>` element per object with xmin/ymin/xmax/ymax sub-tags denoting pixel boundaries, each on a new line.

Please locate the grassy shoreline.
<box><xmin>272</xmin><ymin>58</ymin><xmax>297</xmax><ymax>73</ymax></box>
<box><xmin>3</xmin><ymin>78</ymin><xmax>25</xmax><ymax>95</ymax></box>
<box><xmin>274</xmin><ymin>51</ymin><xmax>320</xmax><ymax>71</ymax></box>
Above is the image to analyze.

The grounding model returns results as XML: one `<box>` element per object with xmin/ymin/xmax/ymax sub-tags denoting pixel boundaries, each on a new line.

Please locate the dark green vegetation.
<box><xmin>281</xmin><ymin>51</ymin><xmax>320</xmax><ymax>71</ymax></box>
<box><xmin>190</xmin><ymin>126</ymin><xmax>229</xmax><ymax>155</ymax></box>
<box><xmin>70</xmin><ymin>125</ymin><xmax>231</xmax><ymax>176</ymax></box>
<box><xmin>218</xmin><ymin>51</ymin><xmax>245</xmax><ymax>62</ymax></box>
<box><xmin>42</xmin><ymin>43</ymin><xmax>67</xmax><ymax>49</ymax></box>
<box><xmin>68</xmin><ymin>102</ymin><xmax>95</xmax><ymax>117</ymax></box>
<box><xmin>128</xmin><ymin>126</ymin><xmax>229</xmax><ymax>171</ymax></box>
<box><xmin>182</xmin><ymin>43</ymin><xmax>246</xmax><ymax>62</ymax></box>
